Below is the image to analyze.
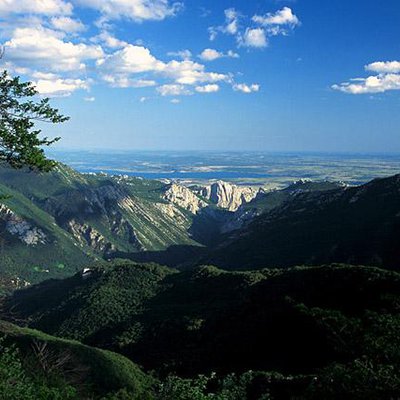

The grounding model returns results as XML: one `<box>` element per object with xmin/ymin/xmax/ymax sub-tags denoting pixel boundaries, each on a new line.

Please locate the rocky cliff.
<box><xmin>0</xmin><ymin>204</ymin><xmax>46</xmax><ymax>246</ymax></box>
<box><xmin>163</xmin><ymin>183</ymin><xmax>208</xmax><ymax>214</ymax></box>
<box><xmin>195</xmin><ymin>181</ymin><xmax>259</xmax><ymax>211</ymax></box>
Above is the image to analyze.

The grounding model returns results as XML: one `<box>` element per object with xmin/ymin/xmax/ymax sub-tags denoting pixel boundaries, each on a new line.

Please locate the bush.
<box><xmin>0</xmin><ymin>337</ymin><xmax>78</xmax><ymax>400</ymax></box>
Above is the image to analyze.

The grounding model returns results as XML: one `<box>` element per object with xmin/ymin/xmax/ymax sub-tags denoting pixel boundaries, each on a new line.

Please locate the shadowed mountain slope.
<box><xmin>201</xmin><ymin>174</ymin><xmax>400</xmax><ymax>270</ymax></box>
<box><xmin>4</xmin><ymin>262</ymin><xmax>400</xmax><ymax>379</ymax></box>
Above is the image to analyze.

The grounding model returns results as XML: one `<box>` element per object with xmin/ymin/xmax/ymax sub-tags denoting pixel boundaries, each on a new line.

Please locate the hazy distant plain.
<box><xmin>49</xmin><ymin>150</ymin><xmax>400</xmax><ymax>188</ymax></box>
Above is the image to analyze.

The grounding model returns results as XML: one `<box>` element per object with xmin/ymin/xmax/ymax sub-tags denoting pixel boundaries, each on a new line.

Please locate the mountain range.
<box><xmin>1</xmin><ymin>163</ymin><xmax>400</xmax><ymax>291</ymax></box>
<box><xmin>1</xmin><ymin>164</ymin><xmax>400</xmax><ymax>398</ymax></box>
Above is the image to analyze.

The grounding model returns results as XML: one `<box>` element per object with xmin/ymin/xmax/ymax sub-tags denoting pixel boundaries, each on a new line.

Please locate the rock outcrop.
<box><xmin>163</xmin><ymin>183</ymin><xmax>208</xmax><ymax>214</ymax></box>
<box><xmin>67</xmin><ymin>219</ymin><xmax>117</xmax><ymax>255</ymax></box>
<box><xmin>0</xmin><ymin>204</ymin><xmax>46</xmax><ymax>246</ymax></box>
<box><xmin>196</xmin><ymin>181</ymin><xmax>258</xmax><ymax>211</ymax></box>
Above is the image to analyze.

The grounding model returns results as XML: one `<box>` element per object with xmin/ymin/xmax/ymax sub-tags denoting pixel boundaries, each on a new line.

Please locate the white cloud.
<box><xmin>251</xmin><ymin>7</ymin><xmax>300</xmax><ymax>38</ymax></box>
<box><xmin>195</xmin><ymin>84</ymin><xmax>219</xmax><ymax>93</ymax></box>
<box><xmin>199</xmin><ymin>49</ymin><xmax>221</xmax><ymax>61</ymax></box>
<box><xmin>163</xmin><ymin>59</ymin><xmax>227</xmax><ymax>85</ymax></box>
<box><xmin>199</xmin><ymin>48</ymin><xmax>239</xmax><ymax>61</ymax></box>
<box><xmin>209</xmin><ymin>8</ymin><xmax>240</xmax><ymax>41</ymax></box>
<box><xmin>97</xmin><ymin>44</ymin><xmax>163</xmax><ymax>74</ymax></box>
<box><xmin>239</xmin><ymin>28</ymin><xmax>267</xmax><ymax>48</ymax></box>
<box><xmin>170</xmin><ymin>98</ymin><xmax>180</xmax><ymax>103</ymax></box>
<box><xmin>210</xmin><ymin>6</ymin><xmax>299</xmax><ymax>50</ymax></box>
<box><xmin>333</xmin><ymin>59</ymin><xmax>400</xmax><ymax>94</ymax></box>
<box><xmin>84</xmin><ymin>96</ymin><xmax>95</xmax><ymax>101</ymax></box>
<box><xmin>102</xmin><ymin>74</ymin><xmax>156</xmax><ymax>88</ymax></box>
<box><xmin>34</xmin><ymin>76</ymin><xmax>89</xmax><ymax>96</ymax></box>
<box><xmin>91</xmin><ymin>31</ymin><xmax>128</xmax><ymax>49</ymax></box>
<box><xmin>227</xmin><ymin>50</ymin><xmax>240</xmax><ymax>58</ymax></box>
<box><xmin>30</xmin><ymin>72</ymin><xmax>90</xmax><ymax>97</ymax></box>
<box><xmin>332</xmin><ymin>74</ymin><xmax>400</xmax><ymax>94</ymax></box>
<box><xmin>74</xmin><ymin>0</ymin><xmax>182</xmax><ymax>22</ymax></box>
<box><xmin>0</xmin><ymin>2</ymin><xmax>271</xmax><ymax>101</ymax></box>
<box><xmin>4</xmin><ymin>26</ymin><xmax>103</xmax><ymax>72</ymax></box>
<box><xmin>253</xmin><ymin>7</ymin><xmax>299</xmax><ymax>27</ymax></box>
<box><xmin>0</xmin><ymin>0</ymin><xmax>73</xmax><ymax>15</ymax></box>
<box><xmin>51</xmin><ymin>16</ymin><xmax>85</xmax><ymax>33</ymax></box>
<box><xmin>224</xmin><ymin>8</ymin><xmax>240</xmax><ymax>35</ymax></box>
<box><xmin>365</xmin><ymin>61</ymin><xmax>400</xmax><ymax>74</ymax></box>
<box><xmin>233</xmin><ymin>83</ymin><xmax>260</xmax><ymax>93</ymax></box>
<box><xmin>98</xmin><ymin>44</ymin><xmax>228</xmax><ymax>88</ymax></box>
<box><xmin>167</xmin><ymin>49</ymin><xmax>192</xmax><ymax>60</ymax></box>
<box><xmin>157</xmin><ymin>84</ymin><xmax>192</xmax><ymax>96</ymax></box>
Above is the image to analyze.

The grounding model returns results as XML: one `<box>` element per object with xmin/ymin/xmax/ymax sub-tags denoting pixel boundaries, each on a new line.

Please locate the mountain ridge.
<box><xmin>202</xmin><ymin>174</ymin><xmax>400</xmax><ymax>270</ymax></box>
<box><xmin>1</xmin><ymin>163</ymin><xmax>399</xmax><ymax>291</ymax></box>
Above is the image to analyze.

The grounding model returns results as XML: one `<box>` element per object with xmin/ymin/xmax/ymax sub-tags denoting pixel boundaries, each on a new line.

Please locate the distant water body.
<box><xmin>48</xmin><ymin>150</ymin><xmax>400</xmax><ymax>187</ymax></box>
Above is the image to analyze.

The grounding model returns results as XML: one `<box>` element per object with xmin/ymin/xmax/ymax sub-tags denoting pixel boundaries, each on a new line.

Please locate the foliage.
<box><xmin>2</xmin><ymin>263</ymin><xmax>400</xmax><ymax>398</ymax></box>
<box><xmin>203</xmin><ymin>173</ymin><xmax>400</xmax><ymax>270</ymax></box>
<box><xmin>0</xmin><ymin>337</ymin><xmax>77</xmax><ymax>400</ymax></box>
<box><xmin>0</xmin><ymin>162</ymin><xmax>202</xmax><ymax>290</ymax></box>
<box><xmin>306</xmin><ymin>359</ymin><xmax>400</xmax><ymax>399</ymax></box>
<box><xmin>0</xmin><ymin>321</ymin><xmax>156</xmax><ymax>399</ymax></box>
<box><xmin>0</xmin><ymin>71</ymin><xmax>68</xmax><ymax>171</ymax></box>
<box><xmin>5</xmin><ymin>264</ymin><xmax>400</xmax><ymax>376</ymax></box>
<box><xmin>156</xmin><ymin>373</ymin><xmax>267</xmax><ymax>400</ymax></box>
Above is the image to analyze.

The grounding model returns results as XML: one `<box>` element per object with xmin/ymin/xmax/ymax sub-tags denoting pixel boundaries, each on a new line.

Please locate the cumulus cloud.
<box><xmin>91</xmin><ymin>31</ymin><xmax>128</xmax><ymax>49</ymax></box>
<box><xmin>167</xmin><ymin>49</ymin><xmax>192</xmax><ymax>60</ymax></box>
<box><xmin>4</xmin><ymin>26</ymin><xmax>103</xmax><ymax>72</ymax></box>
<box><xmin>223</xmin><ymin>8</ymin><xmax>240</xmax><ymax>35</ymax></box>
<box><xmin>102</xmin><ymin>74</ymin><xmax>156</xmax><ymax>88</ymax></box>
<box><xmin>209</xmin><ymin>8</ymin><xmax>240</xmax><ymax>41</ymax></box>
<box><xmin>33</xmin><ymin>75</ymin><xmax>89</xmax><ymax>96</ymax></box>
<box><xmin>252</xmin><ymin>7</ymin><xmax>299</xmax><ymax>27</ymax></box>
<box><xmin>97</xmin><ymin>44</ymin><xmax>163</xmax><ymax>74</ymax></box>
<box><xmin>199</xmin><ymin>48</ymin><xmax>239</xmax><ymax>61</ymax></box>
<box><xmin>332</xmin><ymin>74</ymin><xmax>400</xmax><ymax>94</ymax></box>
<box><xmin>333</xmin><ymin>60</ymin><xmax>400</xmax><ymax>94</ymax></box>
<box><xmin>199</xmin><ymin>49</ymin><xmax>221</xmax><ymax>61</ymax></box>
<box><xmin>195</xmin><ymin>84</ymin><xmax>219</xmax><ymax>93</ymax></box>
<box><xmin>157</xmin><ymin>84</ymin><xmax>192</xmax><ymax>96</ymax></box>
<box><xmin>98</xmin><ymin>44</ymin><xmax>228</xmax><ymax>88</ymax></box>
<box><xmin>239</xmin><ymin>28</ymin><xmax>267</xmax><ymax>48</ymax></box>
<box><xmin>0</xmin><ymin>2</ymin><xmax>265</xmax><ymax>101</ymax></box>
<box><xmin>232</xmin><ymin>83</ymin><xmax>260</xmax><ymax>93</ymax></box>
<box><xmin>0</xmin><ymin>0</ymin><xmax>73</xmax><ymax>15</ymax></box>
<box><xmin>0</xmin><ymin>8</ymin><xmax>255</xmax><ymax>100</ymax></box>
<box><xmin>74</xmin><ymin>0</ymin><xmax>182</xmax><ymax>22</ymax></box>
<box><xmin>84</xmin><ymin>96</ymin><xmax>95</xmax><ymax>101</ymax></box>
<box><xmin>365</xmin><ymin>61</ymin><xmax>400</xmax><ymax>74</ymax></box>
<box><xmin>210</xmin><ymin>6</ymin><xmax>300</xmax><ymax>50</ymax></box>
<box><xmin>252</xmin><ymin>7</ymin><xmax>300</xmax><ymax>38</ymax></box>
<box><xmin>50</xmin><ymin>16</ymin><xmax>85</xmax><ymax>33</ymax></box>
<box><xmin>162</xmin><ymin>59</ymin><xmax>228</xmax><ymax>85</ymax></box>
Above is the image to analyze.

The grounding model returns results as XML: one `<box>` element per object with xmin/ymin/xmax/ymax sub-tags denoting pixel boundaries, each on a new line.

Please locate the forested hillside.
<box><xmin>0</xmin><ymin>163</ymin><xmax>352</xmax><ymax>291</ymax></box>
<box><xmin>3</xmin><ymin>262</ymin><xmax>399</xmax><ymax>399</ymax></box>
<box><xmin>202</xmin><ymin>174</ymin><xmax>400</xmax><ymax>270</ymax></box>
<box><xmin>0</xmin><ymin>164</ymin><xmax>206</xmax><ymax>289</ymax></box>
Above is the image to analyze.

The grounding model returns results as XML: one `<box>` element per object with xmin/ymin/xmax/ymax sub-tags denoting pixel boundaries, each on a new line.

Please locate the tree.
<box><xmin>0</xmin><ymin>70</ymin><xmax>68</xmax><ymax>171</ymax></box>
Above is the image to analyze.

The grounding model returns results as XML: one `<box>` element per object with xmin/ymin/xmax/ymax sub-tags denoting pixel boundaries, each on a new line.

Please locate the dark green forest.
<box><xmin>1</xmin><ymin>262</ymin><xmax>399</xmax><ymax>399</ymax></box>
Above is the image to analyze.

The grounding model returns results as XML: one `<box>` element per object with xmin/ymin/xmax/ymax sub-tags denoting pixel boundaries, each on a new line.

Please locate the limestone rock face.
<box><xmin>198</xmin><ymin>181</ymin><xmax>258</xmax><ymax>211</ymax></box>
<box><xmin>163</xmin><ymin>183</ymin><xmax>208</xmax><ymax>214</ymax></box>
<box><xmin>0</xmin><ymin>204</ymin><xmax>46</xmax><ymax>245</ymax></box>
<box><xmin>67</xmin><ymin>219</ymin><xmax>117</xmax><ymax>255</ymax></box>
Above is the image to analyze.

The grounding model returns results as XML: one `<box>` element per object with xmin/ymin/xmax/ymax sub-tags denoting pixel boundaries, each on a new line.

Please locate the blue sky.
<box><xmin>1</xmin><ymin>0</ymin><xmax>400</xmax><ymax>152</ymax></box>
